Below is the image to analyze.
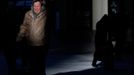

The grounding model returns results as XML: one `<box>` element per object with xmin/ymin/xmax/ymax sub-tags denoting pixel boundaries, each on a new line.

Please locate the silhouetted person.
<box><xmin>92</xmin><ymin>13</ymin><xmax>129</xmax><ymax>70</ymax></box>
<box><xmin>92</xmin><ymin>14</ymin><xmax>114</xmax><ymax>70</ymax></box>
<box><xmin>92</xmin><ymin>14</ymin><xmax>108</xmax><ymax>67</ymax></box>
<box><xmin>16</xmin><ymin>0</ymin><xmax>48</xmax><ymax>75</ymax></box>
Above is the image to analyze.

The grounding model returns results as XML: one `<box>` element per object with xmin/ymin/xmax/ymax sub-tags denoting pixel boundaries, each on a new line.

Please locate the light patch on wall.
<box><xmin>92</xmin><ymin>0</ymin><xmax>108</xmax><ymax>30</ymax></box>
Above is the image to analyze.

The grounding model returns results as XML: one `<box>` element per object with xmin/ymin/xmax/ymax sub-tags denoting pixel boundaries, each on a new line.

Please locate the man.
<box><xmin>92</xmin><ymin>14</ymin><xmax>114</xmax><ymax>70</ymax></box>
<box><xmin>16</xmin><ymin>0</ymin><xmax>47</xmax><ymax>75</ymax></box>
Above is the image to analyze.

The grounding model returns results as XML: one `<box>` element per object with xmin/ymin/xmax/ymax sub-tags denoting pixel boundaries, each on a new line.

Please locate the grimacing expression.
<box><xmin>33</xmin><ymin>1</ymin><xmax>41</xmax><ymax>14</ymax></box>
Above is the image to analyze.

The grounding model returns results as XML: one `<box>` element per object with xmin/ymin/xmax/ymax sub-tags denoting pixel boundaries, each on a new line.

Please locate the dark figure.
<box><xmin>92</xmin><ymin>13</ymin><xmax>128</xmax><ymax>70</ymax></box>
<box><xmin>16</xmin><ymin>0</ymin><xmax>48</xmax><ymax>75</ymax></box>
<box><xmin>92</xmin><ymin>14</ymin><xmax>114</xmax><ymax>69</ymax></box>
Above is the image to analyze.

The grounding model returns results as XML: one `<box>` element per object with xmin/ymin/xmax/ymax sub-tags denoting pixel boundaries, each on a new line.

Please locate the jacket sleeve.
<box><xmin>16</xmin><ymin>12</ymin><xmax>28</xmax><ymax>42</ymax></box>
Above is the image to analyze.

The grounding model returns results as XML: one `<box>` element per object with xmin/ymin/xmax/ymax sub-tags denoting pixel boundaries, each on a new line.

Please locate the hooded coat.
<box><xmin>17</xmin><ymin>5</ymin><xmax>47</xmax><ymax>46</ymax></box>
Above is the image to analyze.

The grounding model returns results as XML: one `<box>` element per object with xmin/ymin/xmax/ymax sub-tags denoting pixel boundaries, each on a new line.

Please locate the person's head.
<box><xmin>33</xmin><ymin>0</ymin><xmax>42</xmax><ymax>14</ymax></box>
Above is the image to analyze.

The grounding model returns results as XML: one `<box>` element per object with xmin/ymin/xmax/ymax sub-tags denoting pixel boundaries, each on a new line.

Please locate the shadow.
<box><xmin>53</xmin><ymin>68</ymin><xmax>133</xmax><ymax>75</ymax></box>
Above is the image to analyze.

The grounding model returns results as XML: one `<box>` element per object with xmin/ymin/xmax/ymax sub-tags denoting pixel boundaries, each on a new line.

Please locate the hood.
<box><xmin>31</xmin><ymin>5</ymin><xmax>46</xmax><ymax>19</ymax></box>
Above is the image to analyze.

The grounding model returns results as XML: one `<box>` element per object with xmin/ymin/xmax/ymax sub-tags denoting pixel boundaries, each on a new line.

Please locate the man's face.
<box><xmin>33</xmin><ymin>1</ymin><xmax>41</xmax><ymax>14</ymax></box>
